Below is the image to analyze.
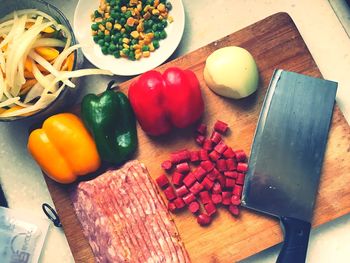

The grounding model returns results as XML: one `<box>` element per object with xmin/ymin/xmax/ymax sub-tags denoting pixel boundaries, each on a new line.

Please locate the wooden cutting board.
<box><xmin>44</xmin><ymin>12</ymin><xmax>350</xmax><ymax>263</ymax></box>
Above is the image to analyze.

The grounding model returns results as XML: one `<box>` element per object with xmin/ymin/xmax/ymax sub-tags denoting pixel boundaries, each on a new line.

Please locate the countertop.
<box><xmin>0</xmin><ymin>0</ymin><xmax>349</xmax><ymax>262</ymax></box>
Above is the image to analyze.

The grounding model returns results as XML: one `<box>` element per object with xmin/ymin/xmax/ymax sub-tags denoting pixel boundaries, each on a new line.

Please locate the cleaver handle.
<box><xmin>277</xmin><ymin>217</ymin><xmax>311</xmax><ymax>263</ymax></box>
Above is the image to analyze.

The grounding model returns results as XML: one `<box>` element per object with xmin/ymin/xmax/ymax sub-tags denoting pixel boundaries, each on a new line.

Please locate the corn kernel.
<box><xmin>114</xmin><ymin>23</ymin><xmax>122</xmax><ymax>30</ymax></box>
<box><xmin>144</xmin><ymin>5</ymin><xmax>150</xmax><ymax>12</ymax></box>
<box><xmin>148</xmin><ymin>43</ymin><xmax>155</xmax><ymax>52</ymax></box>
<box><xmin>123</xmin><ymin>43</ymin><xmax>130</xmax><ymax>49</ymax></box>
<box><xmin>121</xmin><ymin>6</ymin><xmax>127</xmax><ymax>13</ymax></box>
<box><xmin>139</xmin><ymin>32</ymin><xmax>145</xmax><ymax>39</ymax></box>
<box><xmin>130</xmin><ymin>0</ymin><xmax>138</xmax><ymax>5</ymax></box>
<box><xmin>98</xmin><ymin>24</ymin><xmax>105</xmax><ymax>31</ymax></box>
<box><xmin>122</xmin><ymin>38</ymin><xmax>130</xmax><ymax>44</ymax></box>
<box><xmin>157</xmin><ymin>3</ymin><xmax>165</xmax><ymax>12</ymax></box>
<box><xmin>133</xmin><ymin>44</ymin><xmax>141</xmax><ymax>50</ymax></box>
<box><xmin>104</xmin><ymin>13</ymin><xmax>110</xmax><ymax>18</ymax></box>
<box><xmin>131</xmin><ymin>31</ymin><xmax>139</xmax><ymax>39</ymax></box>
<box><xmin>98</xmin><ymin>8</ymin><xmax>104</xmax><ymax>15</ymax></box>
<box><xmin>152</xmin><ymin>9</ymin><xmax>160</xmax><ymax>16</ymax></box>
<box><xmin>143</xmin><ymin>12</ymin><xmax>151</xmax><ymax>20</ymax></box>
<box><xmin>158</xmin><ymin>15</ymin><xmax>164</xmax><ymax>20</ymax></box>
<box><xmin>127</xmin><ymin>17</ymin><xmax>135</xmax><ymax>26</ymax></box>
<box><xmin>100</xmin><ymin>4</ymin><xmax>106</xmax><ymax>11</ymax></box>
<box><xmin>143</xmin><ymin>37</ymin><xmax>151</xmax><ymax>45</ymax></box>
<box><xmin>146</xmin><ymin>32</ymin><xmax>154</xmax><ymax>39</ymax></box>
<box><xmin>135</xmin><ymin>53</ymin><xmax>142</xmax><ymax>60</ymax></box>
<box><xmin>137</xmin><ymin>3</ymin><xmax>142</xmax><ymax>11</ymax></box>
<box><xmin>120</xmin><ymin>51</ymin><xmax>127</xmax><ymax>57</ymax></box>
<box><xmin>142</xmin><ymin>51</ymin><xmax>150</xmax><ymax>57</ymax></box>
<box><xmin>134</xmin><ymin>8</ymin><xmax>140</xmax><ymax>16</ymax></box>
<box><xmin>138</xmin><ymin>40</ymin><xmax>144</xmax><ymax>46</ymax></box>
<box><xmin>135</xmin><ymin>48</ymin><xmax>141</xmax><ymax>54</ymax></box>
<box><xmin>104</xmin><ymin>29</ymin><xmax>110</xmax><ymax>35</ymax></box>
<box><xmin>168</xmin><ymin>16</ymin><xmax>173</xmax><ymax>23</ymax></box>
<box><xmin>91</xmin><ymin>30</ymin><xmax>97</xmax><ymax>36</ymax></box>
<box><xmin>136</xmin><ymin>22</ymin><xmax>144</xmax><ymax>32</ymax></box>
<box><xmin>154</xmin><ymin>0</ymin><xmax>160</xmax><ymax>7</ymax></box>
<box><xmin>121</xmin><ymin>28</ymin><xmax>126</xmax><ymax>33</ymax></box>
<box><xmin>106</xmin><ymin>22</ymin><xmax>113</xmax><ymax>30</ymax></box>
<box><xmin>95</xmin><ymin>17</ymin><xmax>103</xmax><ymax>23</ymax></box>
<box><xmin>106</xmin><ymin>6</ymin><xmax>111</xmax><ymax>12</ymax></box>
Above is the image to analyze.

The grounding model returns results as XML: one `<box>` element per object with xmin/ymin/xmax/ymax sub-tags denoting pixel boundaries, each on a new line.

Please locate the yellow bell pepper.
<box><xmin>27</xmin><ymin>113</ymin><xmax>101</xmax><ymax>184</ymax></box>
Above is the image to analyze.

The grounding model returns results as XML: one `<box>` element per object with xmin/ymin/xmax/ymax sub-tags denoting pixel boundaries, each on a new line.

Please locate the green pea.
<box><xmin>104</xmin><ymin>35</ymin><xmax>111</xmax><ymax>42</ymax></box>
<box><xmin>122</xmin><ymin>48</ymin><xmax>130</xmax><ymax>56</ymax></box>
<box><xmin>107</xmin><ymin>17</ymin><xmax>114</xmax><ymax>23</ymax></box>
<box><xmin>159</xmin><ymin>30</ymin><xmax>167</xmax><ymax>39</ymax></box>
<box><xmin>122</xmin><ymin>33</ymin><xmax>128</xmax><ymax>38</ymax></box>
<box><xmin>131</xmin><ymin>39</ymin><xmax>138</xmax><ymax>45</ymax></box>
<box><xmin>119</xmin><ymin>17</ymin><xmax>126</xmax><ymax>25</ymax></box>
<box><xmin>142</xmin><ymin>45</ymin><xmax>149</xmax><ymax>51</ymax></box>
<box><xmin>124</xmin><ymin>25</ymin><xmax>131</xmax><ymax>32</ymax></box>
<box><xmin>109</xmin><ymin>44</ymin><xmax>117</xmax><ymax>52</ymax></box>
<box><xmin>128</xmin><ymin>52</ymin><xmax>135</xmax><ymax>61</ymax></box>
<box><xmin>125</xmin><ymin>11</ymin><xmax>132</xmax><ymax>18</ymax></box>
<box><xmin>91</xmin><ymin>23</ymin><xmax>99</xmax><ymax>31</ymax></box>
<box><xmin>166</xmin><ymin>2</ymin><xmax>172</xmax><ymax>11</ymax></box>
<box><xmin>110</xmin><ymin>0</ymin><xmax>116</xmax><ymax>7</ymax></box>
<box><xmin>111</xmin><ymin>12</ymin><xmax>118</xmax><ymax>19</ymax></box>
<box><xmin>101</xmin><ymin>46</ymin><xmax>108</xmax><ymax>55</ymax></box>
<box><xmin>152</xmin><ymin>24</ymin><xmax>158</xmax><ymax>32</ymax></box>
<box><xmin>118</xmin><ymin>38</ymin><xmax>123</xmax><ymax>44</ymax></box>
<box><xmin>152</xmin><ymin>40</ymin><xmax>160</xmax><ymax>49</ymax></box>
<box><xmin>145</xmin><ymin>28</ymin><xmax>153</xmax><ymax>34</ymax></box>
<box><xmin>98</xmin><ymin>39</ymin><xmax>105</xmax><ymax>46</ymax></box>
<box><xmin>93</xmin><ymin>35</ymin><xmax>99</xmax><ymax>43</ymax></box>
<box><xmin>147</xmin><ymin>20</ymin><xmax>154</xmax><ymax>28</ymax></box>
<box><xmin>113</xmin><ymin>51</ymin><xmax>121</xmax><ymax>58</ymax></box>
<box><xmin>94</xmin><ymin>10</ymin><xmax>101</xmax><ymax>18</ymax></box>
<box><xmin>98</xmin><ymin>31</ymin><xmax>104</xmax><ymax>39</ymax></box>
<box><xmin>161</xmin><ymin>19</ymin><xmax>167</xmax><ymax>28</ymax></box>
<box><xmin>154</xmin><ymin>31</ymin><xmax>160</xmax><ymax>40</ymax></box>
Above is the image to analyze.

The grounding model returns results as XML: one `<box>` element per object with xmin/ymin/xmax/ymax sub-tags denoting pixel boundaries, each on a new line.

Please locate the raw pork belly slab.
<box><xmin>71</xmin><ymin>160</ymin><xmax>191</xmax><ymax>263</ymax></box>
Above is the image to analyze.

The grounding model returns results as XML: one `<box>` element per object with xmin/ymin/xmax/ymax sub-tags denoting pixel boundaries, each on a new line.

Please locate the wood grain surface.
<box><xmin>44</xmin><ymin>12</ymin><xmax>350</xmax><ymax>263</ymax></box>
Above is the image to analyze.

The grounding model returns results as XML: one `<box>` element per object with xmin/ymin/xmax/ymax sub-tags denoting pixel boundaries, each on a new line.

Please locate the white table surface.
<box><xmin>1</xmin><ymin>0</ymin><xmax>349</xmax><ymax>262</ymax></box>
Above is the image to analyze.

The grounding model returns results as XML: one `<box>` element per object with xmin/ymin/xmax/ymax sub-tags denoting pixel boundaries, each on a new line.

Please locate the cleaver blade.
<box><xmin>241</xmin><ymin>69</ymin><xmax>337</xmax><ymax>263</ymax></box>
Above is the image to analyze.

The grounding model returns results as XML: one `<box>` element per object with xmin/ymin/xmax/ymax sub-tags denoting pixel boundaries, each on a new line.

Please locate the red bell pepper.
<box><xmin>128</xmin><ymin>67</ymin><xmax>204</xmax><ymax>136</ymax></box>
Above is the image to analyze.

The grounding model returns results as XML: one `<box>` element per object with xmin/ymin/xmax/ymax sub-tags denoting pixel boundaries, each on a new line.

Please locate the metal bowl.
<box><xmin>0</xmin><ymin>0</ymin><xmax>84</xmax><ymax>122</ymax></box>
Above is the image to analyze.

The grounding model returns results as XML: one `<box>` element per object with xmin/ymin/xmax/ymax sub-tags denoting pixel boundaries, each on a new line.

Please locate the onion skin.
<box><xmin>204</xmin><ymin>46</ymin><xmax>259</xmax><ymax>99</ymax></box>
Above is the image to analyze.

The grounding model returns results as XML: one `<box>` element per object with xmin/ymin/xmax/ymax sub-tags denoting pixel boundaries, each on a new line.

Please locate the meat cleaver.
<box><xmin>241</xmin><ymin>69</ymin><xmax>337</xmax><ymax>263</ymax></box>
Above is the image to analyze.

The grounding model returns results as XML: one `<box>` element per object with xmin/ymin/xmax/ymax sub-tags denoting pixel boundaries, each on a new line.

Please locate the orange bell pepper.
<box><xmin>28</xmin><ymin>113</ymin><xmax>101</xmax><ymax>184</ymax></box>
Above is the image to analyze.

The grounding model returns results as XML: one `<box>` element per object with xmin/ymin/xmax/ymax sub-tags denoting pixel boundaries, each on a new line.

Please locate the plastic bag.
<box><xmin>0</xmin><ymin>206</ymin><xmax>49</xmax><ymax>263</ymax></box>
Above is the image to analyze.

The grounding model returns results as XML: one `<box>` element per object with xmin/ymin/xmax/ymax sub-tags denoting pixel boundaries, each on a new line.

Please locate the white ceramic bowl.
<box><xmin>73</xmin><ymin>0</ymin><xmax>185</xmax><ymax>76</ymax></box>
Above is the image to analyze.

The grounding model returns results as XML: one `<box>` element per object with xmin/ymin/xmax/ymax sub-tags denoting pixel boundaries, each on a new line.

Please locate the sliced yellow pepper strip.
<box><xmin>34</xmin><ymin>47</ymin><xmax>59</xmax><ymax>61</ymax></box>
<box><xmin>61</xmin><ymin>53</ymin><xmax>75</xmax><ymax>71</ymax></box>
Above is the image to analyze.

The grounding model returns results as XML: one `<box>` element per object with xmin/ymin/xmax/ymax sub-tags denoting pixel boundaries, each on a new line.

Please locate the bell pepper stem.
<box><xmin>107</xmin><ymin>80</ymin><xmax>119</xmax><ymax>91</ymax></box>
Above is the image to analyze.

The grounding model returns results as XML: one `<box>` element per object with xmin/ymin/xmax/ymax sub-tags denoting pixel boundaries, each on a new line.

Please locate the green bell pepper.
<box><xmin>81</xmin><ymin>81</ymin><xmax>137</xmax><ymax>165</ymax></box>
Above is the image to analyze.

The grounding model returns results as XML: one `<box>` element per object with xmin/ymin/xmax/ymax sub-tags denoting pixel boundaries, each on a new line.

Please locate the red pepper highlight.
<box><xmin>128</xmin><ymin>67</ymin><xmax>204</xmax><ymax>136</ymax></box>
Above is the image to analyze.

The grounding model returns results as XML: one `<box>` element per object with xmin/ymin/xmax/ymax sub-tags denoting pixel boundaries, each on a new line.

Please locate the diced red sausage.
<box><xmin>172</xmin><ymin>172</ymin><xmax>185</xmax><ymax>186</ymax></box>
<box><xmin>197</xmin><ymin>213</ymin><xmax>212</xmax><ymax>226</ymax></box>
<box><xmin>183</xmin><ymin>193</ymin><xmax>196</xmax><ymax>205</ymax></box>
<box><xmin>188</xmin><ymin>201</ymin><xmax>200</xmax><ymax>214</ymax></box>
<box><xmin>156</xmin><ymin>174</ymin><xmax>169</xmax><ymax>188</ymax></box>
<box><xmin>183</xmin><ymin>172</ymin><xmax>197</xmax><ymax>188</ymax></box>
<box><xmin>199</xmin><ymin>191</ymin><xmax>211</xmax><ymax>204</ymax></box>
<box><xmin>164</xmin><ymin>186</ymin><xmax>177</xmax><ymax>201</ymax></box>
